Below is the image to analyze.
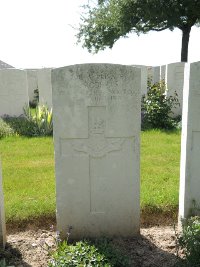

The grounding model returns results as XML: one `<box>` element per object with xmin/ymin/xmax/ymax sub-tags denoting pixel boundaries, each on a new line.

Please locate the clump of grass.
<box><xmin>0</xmin><ymin>118</ymin><xmax>15</xmax><ymax>139</ymax></box>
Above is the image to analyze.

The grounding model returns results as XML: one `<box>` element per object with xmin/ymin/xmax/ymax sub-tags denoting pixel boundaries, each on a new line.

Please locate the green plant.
<box><xmin>142</xmin><ymin>80</ymin><xmax>180</xmax><ymax>129</ymax></box>
<box><xmin>0</xmin><ymin>118</ymin><xmax>15</xmax><ymax>138</ymax></box>
<box><xmin>49</xmin><ymin>238</ymin><xmax>130</xmax><ymax>267</ymax></box>
<box><xmin>3</xmin><ymin>116</ymin><xmax>36</xmax><ymax>137</ymax></box>
<box><xmin>0</xmin><ymin>259</ymin><xmax>6</xmax><ymax>267</ymax></box>
<box><xmin>29</xmin><ymin>87</ymin><xmax>39</xmax><ymax>108</ymax></box>
<box><xmin>179</xmin><ymin>216</ymin><xmax>200</xmax><ymax>266</ymax></box>
<box><xmin>23</xmin><ymin>105</ymin><xmax>53</xmax><ymax>136</ymax></box>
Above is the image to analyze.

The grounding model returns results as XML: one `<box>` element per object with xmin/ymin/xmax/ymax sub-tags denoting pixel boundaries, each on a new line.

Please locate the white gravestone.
<box><xmin>131</xmin><ymin>65</ymin><xmax>147</xmax><ymax>96</ymax></box>
<box><xmin>0</xmin><ymin>69</ymin><xmax>28</xmax><ymax>117</ymax></box>
<box><xmin>148</xmin><ymin>66</ymin><xmax>160</xmax><ymax>84</ymax></box>
<box><xmin>37</xmin><ymin>68</ymin><xmax>52</xmax><ymax>108</ymax></box>
<box><xmin>166</xmin><ymin>62</ymin><xmax>185</xmax><ymax>117</ymax></box>
<box><xmin>179</xmin><ymin>62</ymin><xmax>200</xmax><ymax>219</ymax></box>
<box><xmin>0</xmin><ymin>160</ymin><xmax>6</xmax><ymax>248</ymax></box>
<box><xmin>26</xmin><ymin>69</ymin><xmax>38</xmax><ymax>103</ymax></box>
<box><xmin>52</xmin><ymin>64</ymin><xmax>141</xmax><ymax>239</ymax></box>
<box><xmin>161</xmin><ymin>65</ymin><xmax>166</xmax><ymax>81</ymax></box>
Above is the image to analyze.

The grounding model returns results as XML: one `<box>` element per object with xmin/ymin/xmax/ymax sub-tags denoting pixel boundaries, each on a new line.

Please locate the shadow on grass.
<box><xmin>6</xmin><ymin>214</ymin><xmax>56</xmax><ymax>234</ymax></box>
<box><xmin>141</xmin><ymin>205</ymin><xmax>179</xmax><ymax>226</ymax></box>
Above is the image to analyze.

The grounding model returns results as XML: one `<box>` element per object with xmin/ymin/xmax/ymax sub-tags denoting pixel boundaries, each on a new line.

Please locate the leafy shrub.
<box><xmin>3</xmin><ymin>116</ymin><xmax>36</xmax><ymax>137</ymax></box>
<box><xmin>49</xmin><ymin>238</ymin><xmax>130</xmax><ymax>267</ymax></box>
<box><xmin>142</xmin><ymin>80</ymin><xmax>180</xmax><ymax>129</ymax></box>
<box><xmin>3</xmin><ymin>105</ymin><xmax>53</xmax><ymax>137</ymax></box>
<box><xmin>179</xmin><ymin>216</ymin><xmax>200</xmax><ymax>266</ymax></box>
<box><xmin>23</xmin><ymin>105</ymin><xmax>53</xmax><ymax>136</ymax></box>
<box><xmin>0</xmin><ymin>118</ymin><xmax>15</xmax><ymax>138</ymax></box>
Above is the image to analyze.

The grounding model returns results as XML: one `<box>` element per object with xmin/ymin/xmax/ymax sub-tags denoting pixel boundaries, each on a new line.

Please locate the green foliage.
<box><xmin>23</xmin><ymin>105</ymin><xmax>53</xmax><ymax>136</ymax></box>
<box><xmin>3</xmin><ymin>116</ymin><xmax>37</xmax><ymax>137</ymax></box>
<box><xmin>0</xmin><ymin>118</ymin><xmax>15</xmax><ymax>139</ymax></box>
<box><xmin>141</xmin><ymin>80</ymin><xmax>180</xmax><ymax>129</ymax></box>
<box><xmin>77</xmin><ymin>0</ymin><xmax>200</xmax><ymax>61</ymax></box>
<box><xmin>2</xmin><ymin>105</ymin><xmax>53</xmax><ymax>137</ymax></box>
<box><xmin>49</xmin><ymin>238</ymin><xmax>130</xmax><ymax>267</ymax></box>
<box><xmin>29</xmin><ymin>87</ymin><xmax>39</xmax><ymax>108</ymax></box>
<box><xmin>179</xmin><ymin>216</ymin><xmax>200</xmax><ymax>266</ymax></box>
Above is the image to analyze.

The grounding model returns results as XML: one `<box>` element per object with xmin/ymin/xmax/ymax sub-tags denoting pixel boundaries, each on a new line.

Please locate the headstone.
<box><xmin>166</xmin><ymin>62</ymin><xmax>185</xmax><ymax>117</ymax></box>
<box><xmin>0</xmin><ymin>160</ymin><xmax>6</xmax><ymax>248</ymax></box>
<box><xmin>179</xmin><ymin>62</ymin><xmax>200</xmax><ymax>219</ymax></box>
<box><xmin>148</xmin><ymin>66</ymin><xmax>160</xmax><ymax>85</ymax></box>
<box><xmin>161</xmin><ymin>65</ymin><xmax>166</xmax><ymax>81</ymax></box>
<box><xmin>131</xmin><ymin>65</ymin><xmax>147</xmax><ymax>96</ymax></box>
<box><xmin>0</xmin><ymin>69</ymin><xmax>28</xmax><ymax>117</ymax></box>
<box><xmin>52</xmin><ymin>64</ymin><xmax>141</xmax><ymax>239</ymax></box>
<box><xmin>26</xmin><ymin>69</ymin><xmax>38</xmax><ymax>103</ymax></box>
<box><xmin>37</xmin><ymin>68</ymin><xmax>52</xmax><ymax>108</ymax></box>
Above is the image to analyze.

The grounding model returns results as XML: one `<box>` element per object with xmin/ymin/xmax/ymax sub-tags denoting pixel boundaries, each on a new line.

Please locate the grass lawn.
<box><xmin>0</xmin><ymin>129</ymin><xmax>181</xmax><ymax>223</ymax></box>
<box><xmin>0</xmin><ymin>137</ymin><xmax>55</xmax><ymax>222</ymax></box>
<box><xmin>141</xmin><ymin>129</ymin><xmax>181</xmax><ymax>213</ymax></box>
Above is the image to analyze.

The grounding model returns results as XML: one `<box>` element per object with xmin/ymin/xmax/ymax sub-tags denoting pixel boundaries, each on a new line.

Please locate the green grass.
<box><xmin>0</xmin><ymin>129</ymin><xmax>181</xmax><ymax>223</ymax></box>
<box><xmin>0</xmin><ymin>137</ymin><xmax>55</xmax><ymax>222</ymax></box>
<box><xmin>141</xmin><ymin>129</ymin><xmax>181</xmax><ymax>212</ymax></box>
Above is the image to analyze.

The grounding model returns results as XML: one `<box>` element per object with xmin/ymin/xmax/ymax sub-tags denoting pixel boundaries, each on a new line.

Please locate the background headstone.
<box><xmin>52</xmin><ymin>64</ymin><xmax>141</xmax><ymax>239</ymax></box>
<box><xmin>161</xmin><ymin>65</ymin><xmax>166</xmax><ymax>81</ymax></box>
<box><xmin>37</xmin><ymin>68</ymin><xmax>52</xmax><ymax>108</ymax></box>
<box><xmin>147</xmin><ymin>66</ymin><xmax>160</xmax><ymax>85</ymax></box>
<box><xmin>0</xmin><ymin>69</ymin><xmax>28</xmax><ymax>117</ymax></box>
<box><xmin>131</xmin><ymin>65</ymin><xmax>147</xmax><ymax>96</ymax></box>
<box><xmin>0</xmin><ymin>160</ymin><xmax>6</xmax><ymax>248</ymax></box>
<box><xmin>179</xmin><ymin>62</ymin><xmax>200</xmax><ymax>219</ymax></box>
<box><xmin>166</xmin><ymin>62</ymin><xmax>185</xmax><ymax>117</ymax></box>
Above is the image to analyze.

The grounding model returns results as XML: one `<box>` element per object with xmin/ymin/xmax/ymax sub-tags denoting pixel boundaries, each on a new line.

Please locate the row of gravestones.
<box><xmin>0</xmin><ymin>68</ymin><xmax>52</xmax><ymax>117</ymax></box>
<box><xmin>135</xmin><ymin>62</ymin><xmax>186</xmax><ymax>117</ymax></box>
<box><xmin>1</xmin><ymin>62</ymin><xmax>200</xmax><ymax>246</ymax></box>
<box><xmin>0</xmin><ymin>62</ymin><xmax>187</xmax><ymax>118</ymax></box>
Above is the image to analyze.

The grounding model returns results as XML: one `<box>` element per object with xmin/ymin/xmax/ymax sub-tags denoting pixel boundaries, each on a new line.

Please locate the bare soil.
<box><xmin>1</xmin><ymin>222</ymin><xmax>185</xmax><ymax>267</ymax></box>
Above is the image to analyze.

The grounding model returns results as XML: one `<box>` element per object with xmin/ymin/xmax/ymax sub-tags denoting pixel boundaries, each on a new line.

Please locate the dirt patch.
<box><xmin>1</xmin><ymin>225</ymin><xmax>184</xmax><ymax>267</ymax></box>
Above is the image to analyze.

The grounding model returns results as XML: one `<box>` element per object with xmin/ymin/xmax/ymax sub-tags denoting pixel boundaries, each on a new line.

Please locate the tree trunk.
<box><xmin>181</xmin><ymin>26</ymin><xmax>191</xmax><ymax>62</ymax></box>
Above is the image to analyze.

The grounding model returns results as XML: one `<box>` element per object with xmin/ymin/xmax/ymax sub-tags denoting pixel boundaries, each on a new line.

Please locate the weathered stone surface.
<box><xmin>0</xmin><ymin>69</ymin><xmax>28</xmax><ymax>117</ymax></box>
<box><xmin>166</xmin><ymin>62</ymin><xmax>185</xmax><ymax>117</ymax></box>
<box><xmin>0</xmin><ymin>160</ymin><xmax>6</xmax><ymax>248</ymax></box>
<box><xmin>179</xmin><ymin>62</ymin><xmax>200</xmax><ymax>219</ymax></box>
<box><xmin>52</xmin><ymin>64</ymin><xmax>141</xmax><ymax>239</ymax></box>
<box><xmin>37</xmin><ymin>68</ymin><xmax>52</xmax><ymax>108</ymax></box>
<box><xmin>131</xmin><ymin>65</ymin><xmax>147</xmax><ymax>96</ymax></box>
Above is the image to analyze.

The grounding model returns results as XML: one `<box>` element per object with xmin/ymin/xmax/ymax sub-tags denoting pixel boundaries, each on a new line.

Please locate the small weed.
<box><xmin>49</xmin><ymin>237</ymin><xmax>130</xmax><ymax>267</ymax></box>
<box><xmin>178</xmin><ymin>216</ymin><xmax>200</xmax><ymax>266</ymax></box>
